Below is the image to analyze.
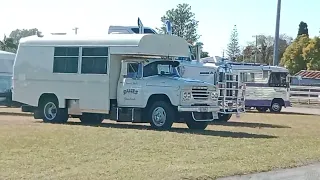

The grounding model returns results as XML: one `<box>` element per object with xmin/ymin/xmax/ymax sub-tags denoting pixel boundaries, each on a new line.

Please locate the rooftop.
<box><xmin>295</xmin><ymin>70</ymin><xmax>320</xmax><ymax>79</ymax></box>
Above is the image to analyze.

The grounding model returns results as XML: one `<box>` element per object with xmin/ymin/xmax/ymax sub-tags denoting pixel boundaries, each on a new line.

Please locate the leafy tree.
<box><xmin>158</xmin><ymin>3</ymin><xmax>209</xmax><ymax>59</ymax></box>
<box><xmin>238</xmin><ymin>45</ymin><xmax>255</xmax><ymax>62</ymax></box>
<box><xmin>9</xmin><ymin>28</ymin><xmax>40</xmax><ymax>45</ymax></box>
<box><xmin>297</xmin><ymin>21</ymin><xmax>309</xmax><ymax>37</ymax></box>
<box><xmin>158</xmin><ymin>3</ymin><xmax>199</xmax><ymax>44</ymax></box>
<box><xmin>240</xmin><ymin>34</ymin><xmax>292</xmax><ymax>64</ymax></box>
<box><xmin>303</xmin><ymin>36</ymin><xmax>320</xmax><ymax>70</ymax></box>
<box><xmin>280</xmin><ymin>34</ymin><xmax>310</xmax><ymax>74</ymax></box>
<box><xmin>226</xmin><ymin>25</ymin><xmax>240</xmax><ymax>60</ymax></box>
<box><xmin>201</xmin><ymin>51</ymin><xmax>209</xmax><ymax>58</ymax></box>
<box><xmin>0</xmin><ymin>35</ymin><xmax>17</xmax><ymax>52</ymax></box>
<box><xmin>189</xmin><ymin>42</ymin><xmax>209</xmax><ymax>59</ymax></box>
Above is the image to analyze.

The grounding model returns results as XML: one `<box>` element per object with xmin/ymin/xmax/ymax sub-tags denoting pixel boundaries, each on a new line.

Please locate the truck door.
<box><xmin>117</xmin><ymin>62</ymin><xmax>144</xmax><ymax>107</ymax></box>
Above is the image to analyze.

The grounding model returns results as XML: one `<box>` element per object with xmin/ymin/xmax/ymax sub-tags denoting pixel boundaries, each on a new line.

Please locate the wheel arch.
<box><xmin>38</xmin><ymin>93</ymin><xmax>65</xmax><ymax>108</ymax></box>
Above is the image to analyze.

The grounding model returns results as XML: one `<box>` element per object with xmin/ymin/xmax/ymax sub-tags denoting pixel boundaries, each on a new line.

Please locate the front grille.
<box><xmin>191</xmin><ymin>86</ymin><xmax>209</xmax><ymax>100</ymax></box>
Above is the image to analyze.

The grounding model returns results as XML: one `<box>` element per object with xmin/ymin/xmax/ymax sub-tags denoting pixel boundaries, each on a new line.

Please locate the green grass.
<box><xmin>0</xmin><ymin>111</ymin><xmax>320</xmax><ymax>180</ymax></box>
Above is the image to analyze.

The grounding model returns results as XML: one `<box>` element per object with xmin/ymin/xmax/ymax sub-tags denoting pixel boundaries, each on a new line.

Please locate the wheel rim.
<box><xmin>44</xmin><ymin>102</ymin><xmax>57</xmax><ymax>121</ymax></box>
<box><xmin>152</xmin><ymin>107</ymin><xmax>167</xmax><ymax>127</ymax></box>
<box><xmin>272</xmin><ymin>103</ymin><xmax>280</xmax><ymax>112</ymax></box>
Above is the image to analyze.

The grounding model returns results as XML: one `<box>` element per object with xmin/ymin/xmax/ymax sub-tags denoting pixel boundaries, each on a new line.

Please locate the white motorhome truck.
<box><xmin>12</xmin><ymin>33</ymin><xmax>221</xmax><ymax>130</ymax></box>
<box><xmin>0</xmin><ymin>50</ymin><xmax>15</xmax><ymax>106</ymax></box>
<box><xmin>108</xmin><ymin>25</ymin><xmax>246</xmax><ymax>122</ymax></box>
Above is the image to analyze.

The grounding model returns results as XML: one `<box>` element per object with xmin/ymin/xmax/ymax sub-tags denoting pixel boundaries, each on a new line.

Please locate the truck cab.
<box><xmin>113</xmin><ymin>57</ymin><xmax>220</xmax><ymax>129</ymax></box>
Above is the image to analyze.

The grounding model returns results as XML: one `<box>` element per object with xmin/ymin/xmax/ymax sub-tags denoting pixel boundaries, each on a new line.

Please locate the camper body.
<box><xmin>13</xmin><ymin>34</ymin><xmax>220</xmax><ymax>130</ymax></box>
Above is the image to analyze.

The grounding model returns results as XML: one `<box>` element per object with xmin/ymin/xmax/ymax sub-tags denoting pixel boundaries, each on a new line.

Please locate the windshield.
<box><xmin>0</xmin><ymin>76</ymin><xmax>12</xmax><ymax>92</ymax></box>
<box><xmin>143</xmin><ymin>61</ymin><xmax>180</xmax><ymax>77</ymax></box>
<box><xmin>268</xmin><ymin>72</ymin><xmax>289</xmax><ymax>87</ymax></box>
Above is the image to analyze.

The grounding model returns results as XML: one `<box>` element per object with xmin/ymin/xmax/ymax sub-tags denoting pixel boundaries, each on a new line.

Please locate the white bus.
<box><xmin>13</xmin><ymin>33</ymin><xmax>223</xmax><ymax>130</ymax></box>
<box><xmin>0</xmin><ymin>50</ymin><xmax>15</xmax><ymax>105</ymax></box>
<box><xmin>201</xmin><ymin>57</ymin><xmax>291</xmax><ymax>113</ymax></box>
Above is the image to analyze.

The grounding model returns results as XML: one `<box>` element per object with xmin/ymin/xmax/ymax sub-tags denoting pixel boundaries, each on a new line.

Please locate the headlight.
<box><xmin>210</xmin><ymin>91</ymin><xmax>219</xmax><ymax>99</ymax></box>
<box><xmin>182</xmin><ymin>91</ymin><xmax>192</xmax><ymax>101</ymax></box>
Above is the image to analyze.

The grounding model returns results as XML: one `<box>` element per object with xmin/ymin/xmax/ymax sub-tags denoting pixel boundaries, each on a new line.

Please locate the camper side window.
<box><xmin>53</xmin><ymin>47</ymin><xmax>79</xmax><ymax>73</ymax></box>
<box><xmin>81</xmin><ymin>47</ymin><xmax>108</xmax><ymax>74</ymax></box>
<box><xmin>240</xmin><ymin>72</ymin><xmax>255</xmax><ymax>82</ymax></box>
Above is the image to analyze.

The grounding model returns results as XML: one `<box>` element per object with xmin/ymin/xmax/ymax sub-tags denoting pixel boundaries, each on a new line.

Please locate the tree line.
<box><xmin>0</xmin><ymin>28</ymin><xmax>40</xmax><ymax>52</ymax></box>
<box><xmin>1</xmin><ymin>3</ymin><xmax>319</xmax><ymax>75</ymax></box>
<box><xmin>227</xmin><ymin>21</ymin><xmax>320</xmax><ymax>75</ymax></box>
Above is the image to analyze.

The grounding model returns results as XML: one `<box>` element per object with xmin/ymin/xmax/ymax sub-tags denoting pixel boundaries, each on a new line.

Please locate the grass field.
<box><xmin>0</xmin><ymin>109</ymin><xmax>320</xmax><ymax>180</ymax></box>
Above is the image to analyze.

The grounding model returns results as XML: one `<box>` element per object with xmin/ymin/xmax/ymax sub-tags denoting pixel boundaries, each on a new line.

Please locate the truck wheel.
<box><xmin>270</xmin><ymin>100</ymin><xmax>282</xmax><ymax>113</ymax></box>
<box><xmin>148</xmin><ymin>101</ymin><xmax>174</xmax><ymax>130</ymax></box>
<box><xmin>39</xmin><ymin>97</ymin><xmax>68</xmax><ymax>123</ymax></box>
<box><xmin>186</xmin><ymin>117</ymin><xmax>208</xmax><ymax>130</ymax></box>
<box><xmin>216</xmin><ymin>113</ymin><xmax>232</xmax><ymax>122</ymax></box>
<box><xmin>80</xmin><ymin>113</ymin><xmax>104</xmax><ymax>124</ymax></box>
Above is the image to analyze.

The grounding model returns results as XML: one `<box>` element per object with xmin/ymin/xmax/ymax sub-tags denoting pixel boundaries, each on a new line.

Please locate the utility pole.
<box><xmin>252</xmin><ymin>35</ymin><xmax>258</xmax><ymax>63</ymax></box>
<box><xmin>273</xmin><ymin>0</ymin><xmax>281</xmax><ymax>66</ymax></box>
<box><xmin>72</xmin><ymin>27</ymin><xmax>79</xmax><ymax>35</ymax></box>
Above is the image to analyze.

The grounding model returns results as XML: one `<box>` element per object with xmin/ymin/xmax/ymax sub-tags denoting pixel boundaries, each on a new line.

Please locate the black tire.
<box><xmin>215</xmin><ymin>113</ymin><xmax>232</xmax><ymax>122</ymax></box>
<box><xmin>270</xmin><ymin>100</ymin><xmax>282</xmax><ymax>113</ymax></box>
<box><xmin>80</xmin><ymin>113</ymin><xmax>104</xmax><ymax>124</ymax></box>
<box><xmin>39</xmin><ymin>97</ymin><xmax>68</xmax><ymax>123</ymax></box>
<box><xmin>185</xmin><ymin>116</ymin><xmax>208</xmax><ymax>130</ymax></box>
<box><xmin>148</xmin><ymin>101</ymin><xmax>174</xmax><ymax>130</ymax></box>
<box><xmin>256</xmin><ymin>107</ymin><xmax>268</xmax><ymax>112</ymax></box>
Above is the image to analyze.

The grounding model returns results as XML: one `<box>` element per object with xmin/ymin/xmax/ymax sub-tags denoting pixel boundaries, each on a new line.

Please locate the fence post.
<box><xmin>308</xmin><ymin>88</ymin><xmax>310</xmax><ymax>104</ymax></box>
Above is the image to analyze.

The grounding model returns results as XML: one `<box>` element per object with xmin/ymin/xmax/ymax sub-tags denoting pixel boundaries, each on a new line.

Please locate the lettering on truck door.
<box><xmin>120</xmin><ymin>62</ymin><xmax>144</xmax><ymax>107</ymax></box>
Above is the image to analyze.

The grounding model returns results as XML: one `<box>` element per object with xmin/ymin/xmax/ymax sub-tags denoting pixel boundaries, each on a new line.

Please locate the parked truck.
<box><xmin>12</xmin><ymin>33</ymin><xmax>223</xmax><ymax>130</ymax></box>
<box><xmin>108</xmin><ymin>25</ymin><xmax>246</xmax><ymax>122</ymax></box>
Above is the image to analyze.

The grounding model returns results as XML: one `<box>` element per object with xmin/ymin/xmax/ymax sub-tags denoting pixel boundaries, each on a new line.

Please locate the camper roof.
<box><xmin>19</xmin><ymin>34</ymin><xmax>190</xmax><ymax>58</ymax></box>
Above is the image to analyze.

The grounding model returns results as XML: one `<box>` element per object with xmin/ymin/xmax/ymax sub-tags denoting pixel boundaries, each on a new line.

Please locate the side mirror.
<box><xmin>121</xmin><ymin>62</ymin><xmax>128</xmax><ymax>76</ymax></box>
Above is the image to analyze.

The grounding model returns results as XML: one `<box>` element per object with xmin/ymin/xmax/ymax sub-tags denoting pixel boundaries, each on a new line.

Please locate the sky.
<box><xmin>1</xmin><ymin>0</ymin><xmax>320</xmax><ymax>56</ymax></box>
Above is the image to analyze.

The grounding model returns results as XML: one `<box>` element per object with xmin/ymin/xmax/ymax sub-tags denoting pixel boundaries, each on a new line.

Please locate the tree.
<box><xmin>158</xmin><ymin>3</ymin><xmax>200</xmax><ymax>44</ymax></box>
<box><xmin>280</xmin><ymin>34</ymin><xmax>310</xmax><ymax>74</ymax></box>
<box><xmin>0</xmin><ymin>35</ymin><xmax>17</xmax><ymax>52</ymax></box>
<box><xmin>303</xmin><ymin>36</ymin><xmax>320</xmax><ymax>70</ymax></box>
<box><xmin>297</xmin><ymin>21</ymin><xmax>309</xmax><ymax>37</ymax></box>
<box><xmin>226</xmin><ymin>25</ymin><xmax>240</xmax><ymax>60</ymax></box>
<box><xmin>158</xmin><ymin>3</ymin><xmax>209</xmax><ymax>58</ymax></box>
<box><xmin>189</xmin><ymin>42</ymin><xmax>210</xmax><ymax>59</ymax></box>
<box><xmin>9</xmin><ymin>28</ymin><xmax>40</xmax><ymax>45</ymax></box>
<box><xmin>201</xmin><ymin>51</ymin><xmax>209</xmax><ymax>58</ymax></box>
<box><xmin>240</xmin><ymin>34</ymin><xmax>292</xmax><ymax>64</ymax></box>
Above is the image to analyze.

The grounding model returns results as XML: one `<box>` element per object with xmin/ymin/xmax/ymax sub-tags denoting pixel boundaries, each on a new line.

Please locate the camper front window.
<box><xmin>126</xmin><ymin>62</ymin><xmax>143</xmax><ymax>78</ymax></box>
<box><xmin>143</xmin><ymin>61</ymin><xmax>179</xmax><ymax>77</ymax></box>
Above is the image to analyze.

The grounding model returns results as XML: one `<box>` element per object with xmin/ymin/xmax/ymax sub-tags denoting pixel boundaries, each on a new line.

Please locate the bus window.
<box><xmin>268</xmin><ymin>72</ymin><xmax>288</xmax><ymax>87</ymax></box>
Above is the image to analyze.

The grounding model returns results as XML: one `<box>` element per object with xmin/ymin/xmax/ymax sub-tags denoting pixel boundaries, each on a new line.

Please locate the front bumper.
<box><xmin>219</xmin><ymin>99</ymin><xmax>246</xmax><ymax>114</ymax></box>
<box><xmin>178</xmin><ymin>106</ymin><xmax>220</xmax><ymax>113</ymax></box>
